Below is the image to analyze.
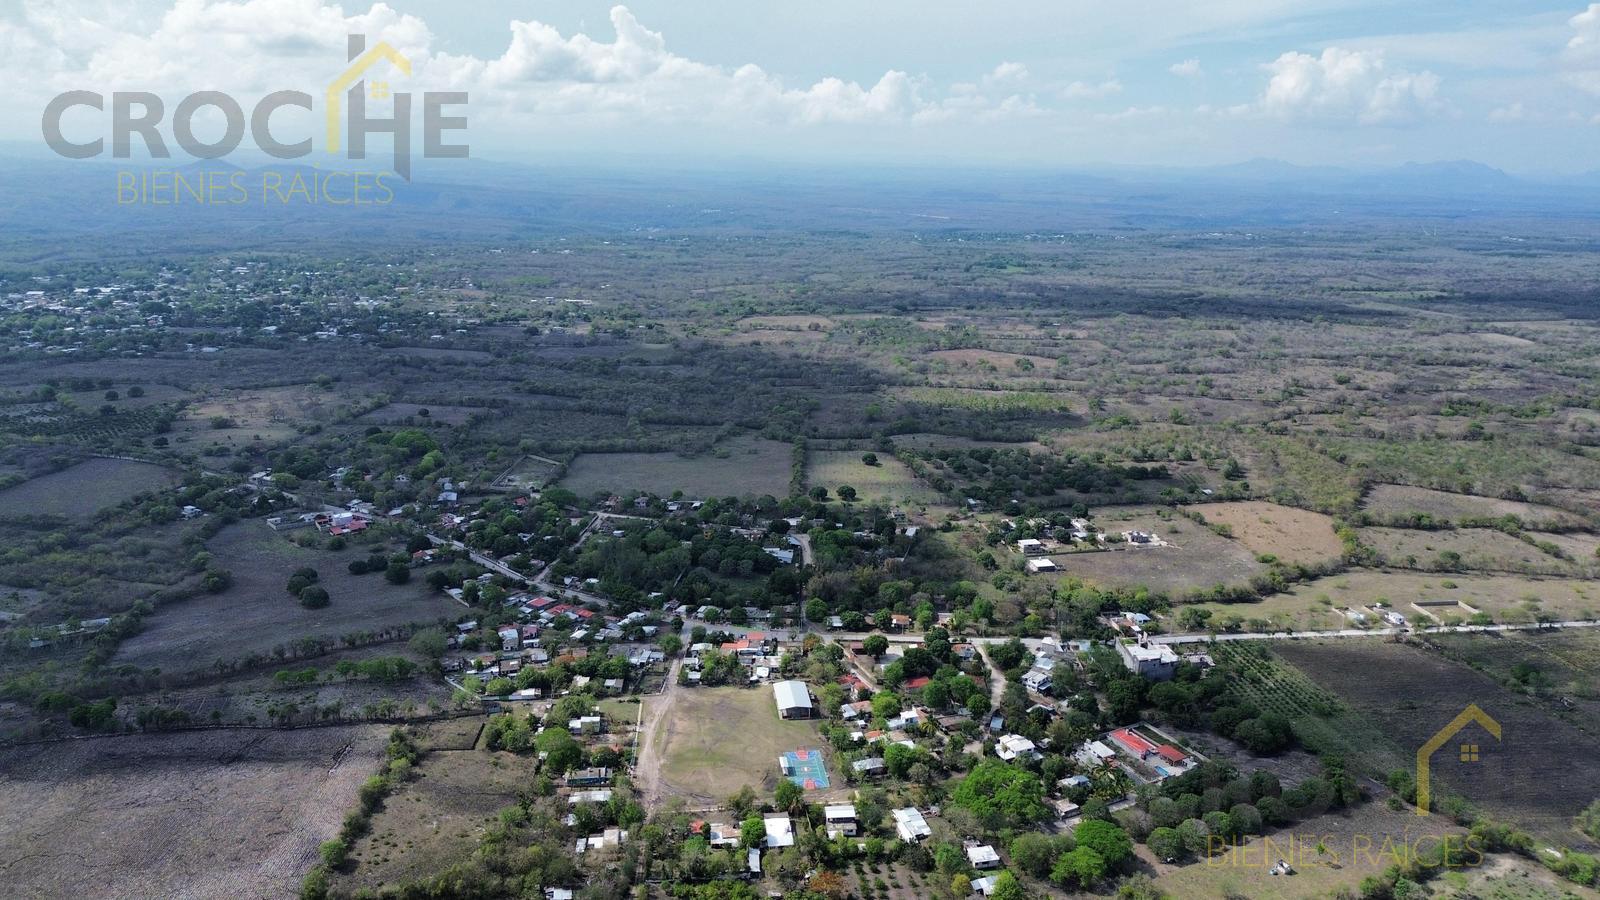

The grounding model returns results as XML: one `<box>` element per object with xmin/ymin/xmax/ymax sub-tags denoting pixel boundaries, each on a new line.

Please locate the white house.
<box><xmin>893</xmin><ymin>807</ymin><xmax>932</xmax><ymax>842</ymax></box>
<box><xmin>773</xmin><ymin>680</ymin><xmax>813</xmax><ymax>719</ymax></box>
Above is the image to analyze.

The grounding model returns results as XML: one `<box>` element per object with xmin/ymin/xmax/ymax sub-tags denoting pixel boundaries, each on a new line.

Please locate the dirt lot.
<box><xmin>805</xmin><ymin>450</ymin><xmax>942</xmax><ymax>506</ymax></box>
<box><xmin>0</xmin><ymin>457</ymin><xmax>179</xmax><ymax>520</ymax></box>
<box><xmin>337</xmin><ymin>736</ymin><xmax>535</xmax><ymax>893</ymax></box>
<box><xmin>1276</xmin><ymin>639</ymin><xmax>1600</xmax><ymax>843</ymax></box>
<box><xmin>645</xmin><ymin>686</ymin><xmax>829</xmax><ymax>805</ymax></box>
<box><xmin>0</xmin><ymin>725</ymin><xmax>387</xmax><ymax>899</ymax></box>
<box><xmin>1192</xmin><ymin>501</ymin><xmax>1343</xmax><ymax>565</ymax></box>
<box><xmin>1045</xmin><ymin>508</ymin><xmax>1266</xmax><ymax>597</ymax></box>
<box><xmin>1363</xmin><ymin>484</ymin><xmax>1590</xmax><ymax>529</ymax></box>
<box><xmin>560</xmin><ymin>434</ymin><xmax>791</xmax><ymax>499</ymax></box>
<box><xmin>115</xmin><ymin>521</ymin><xmax>459</xmax><ymax>674</ymax></box>
<box><xmin>1429</xmin><ymin>629</ymin><xmax>1600</xmax><ymax>734</ymax></box>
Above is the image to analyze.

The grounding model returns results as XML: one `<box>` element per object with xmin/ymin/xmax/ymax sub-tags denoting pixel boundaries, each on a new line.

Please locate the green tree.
<box><xmin>837</xmin><ymin>485</ymin><xmax>858</xmax><ymax>502</ymax></box>
<box><xmin>775</xmin><ymin>778</ymin><xmax>804</xmax><ymax>813</ymax></box>
<box><xmin>741</xmin><ymin>814</ymin><xmax>765</xmax><ymax>848</ymax></box>
<box><xmin>1075</xmin><ymin>818</ymin><xmax>1133</xmax><ymax>867</ymax></box>
<box><xmin>384</xmin><ymin>561</ymin><xmax>411</xmax><ymax>584</ymax></box>
<box><xmin>863</xmin><ymin>634</ymin><xmax>889</xmax><ymax>658</ymax></box>
<box><xmin>298</xmin><ymin>585</ymin><xmax>330</xmax><ymax>609</ymax></box>
<box><xmin>862</xmin><ymin>452</ymin><xmax>879</xmax><ymax>466</ymax></box>
<box><xmin>990</xmin><ymin>871</ymin><xmax>1027</xmax><ymax>900</ymax></box>
<box><xmin>1051</xmin><ymin>846</ymin><xmax>1106</xmax><ymax>889</ymax></box>
<box><xmin>949</xmin><ymin>759</ymin><xmax>1047</xmax><ymax>827</ymax></box>
<box><xmin>1148</xmin><ymin>826</ymin><xmax>1183</xmax><ymax>862</ymax></box>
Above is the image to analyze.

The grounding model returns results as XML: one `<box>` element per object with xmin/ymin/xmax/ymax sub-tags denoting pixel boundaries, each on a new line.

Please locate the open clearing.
<box><xmin>173</xmin><ymin>384</ymin><xmax>357</xmax><ymax>451</ymax></box>
<box><xmin>647</xmin><ymin>686</ymin><xmax>827</xmax><ymax>805</ymax></box>
<box><xmin>336</xmin><ymin>730</ymin><xmax>535</xmax><ymax>893</ymax></box>
<box><xmin>1276</xmin><ymin>639</ymin><xmax>1600</xmax><ymax>842</ymax></box>
<box><xmin>0</xmin><ymin>725</ymin><xmax>387</xmax><ymax>899</ymax></box>
<box><xmin>1358</xmin><ymin>526</ymin><xmax>1579</xmax><ymax>575</ymax></box>
<box><xmin>1043</xmin><ymin>508</ymin><xmax>1265</xmax><ymax>597</ymax></box>
<box><xmin>0</xmin><ymin>457</ymin><xmax>178</xmax><ymax>520</ymax></box>
<box><xmin>560</xmin><ymin>434</ymin><xmax>791</xmax><ymax>498</ymax></box>
<box><xmin>805</xmin><ymin>450</ymin><xmax>942</xmax><ymax>505</ymax></box>
<box><xmin>1430</xmin><ymin>629</ymin><xmax>1600</xmax><ymax>732</ymax></box>
<box><xmin>115</xmin><ymin>520</ymin><xmax>458</xmax><ymax>674</ymax></box>
<box><xmin>1192</xmin><ymin>501</ymin><xmax>1344</xmax><ymax>565</ymax></box>
<box><xmin>1271</xmin><ymin>571</ymin><xmax>1600</xmax><ymax>628</ymax></box>
<box><xmin>359</xmin><ymin>402</ymin><xmax>485</xmax><ymax>426</ymax></box>
<box><xmin>1149</xmin><ymin>800</ymin><xmax>1462</xmax><ymax>900</ymax></box>
<box><xmin>1363</xmin><ymin>484</ymin><xmax>1589</xmax><ymax>529</ymax></box>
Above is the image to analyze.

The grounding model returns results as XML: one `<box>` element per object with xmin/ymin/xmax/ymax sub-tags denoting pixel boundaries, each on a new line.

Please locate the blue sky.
<box><xmin>5</xmin><ymin>0</ymin><xmax>1600</xmax><ymax>172</ymax></box>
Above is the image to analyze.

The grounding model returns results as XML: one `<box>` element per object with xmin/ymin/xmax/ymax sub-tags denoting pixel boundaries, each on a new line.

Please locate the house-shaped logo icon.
<box><xmin>1415</xmin><ymin>703</ymin><xmax>1500</xmax><ymax>815</ymax></box>
<box><xmin>325</xmin><ymin>35</ymin><xmax>411</xmax><ymax>154</ymax></box>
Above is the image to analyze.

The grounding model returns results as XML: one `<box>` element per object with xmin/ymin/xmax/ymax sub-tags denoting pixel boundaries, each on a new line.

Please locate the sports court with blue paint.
<box><xmin>780</xmin><ymin>748</ymin><xmax>830</xmax><ymax>790</ymax></box>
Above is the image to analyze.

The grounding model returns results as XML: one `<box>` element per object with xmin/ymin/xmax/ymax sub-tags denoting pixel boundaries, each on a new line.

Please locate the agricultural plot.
<box><xmin>490</xmin><ymin>454</ymin><xmax>565</xmax><ymax>491</ymax></box>
<box><xmin>1046</xmin><ymin>508</ymin><xmax>1265</xmax><ymax>597</ymax></box>
<box><xmin>1429</xmin><ymin>630</ymin><xmax>1600</xmax><ymax>730</ymax></box>
<box><xmin>1209</xmin><ymin>642</ymin><xmax>1408</xmax><ymax>776</ymax></box>
<box><xmin>114</xmin><ymin>521</ymin><xmax>458</xmax><ymax>674</ymax></box>
<box><xmin>1362</xmin><ymin>484</ymin><xmax>1590</xmax><ymax>529</ymax></box>
<box><xmin>0</xmin><ymin>725</ymin><xmax>388</xmax><ymax>900</ymax></box>
<box><xmin>805</xmin><ymin>450</ymin><xmax>943</xmax><ymax>505</ymax></box>
<box><xmin>560</xmin><ymin>434</ymin><xmax>791</xmax><ymax>498</ymax></box>
<box><xmin>647</xmin><ymin>686</ymin><xmax>827</xmax><ymax>805</ymax></box>
<box><xmin>385</xmin><ymin>346</ymin><xmax>495</xmax><ymax>362</ymax></box>
<box><xmin>1357</xmin><ymin>526</ymin><xmax>1578</xmax><ymax>575</ymax></box>
<box><xmin>1191</xmin><ymin>501</ymin><xmax>1344</xmax><ymax>565</ymax></box>
<box><xmin>1276</xmin><ymin>639</ymin><xmax>1600</xmax><ymax>842</ymax></box>
<box><xmin>1279</xmin><ymin>571</ymin><xmax>1600</xmax><ymax>626</ymax></box>
<box><xmin>0</xmin><ymin>457</ymin><xmax>178</xmax><ymax>520</ymax></box>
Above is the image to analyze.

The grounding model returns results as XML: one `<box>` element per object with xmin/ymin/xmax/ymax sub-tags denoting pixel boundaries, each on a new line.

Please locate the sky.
<box><xmin>4</xmin><ymin>0</ymin><xmax>1600</xmax><ymax>173</ymax></box>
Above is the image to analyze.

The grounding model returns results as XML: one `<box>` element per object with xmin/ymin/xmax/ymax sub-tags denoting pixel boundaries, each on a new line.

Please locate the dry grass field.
<box><xmin>336</xmin><ymin>739</ymin><xmax>537</xmax><ymax>893</ymax></box>
<box><xmin>646</xmin><ymin>686</ymin><xmax>827</xmax><ymax>805</ymax></box>
<box><xmin>1358</xmin><ymin>526</ymin><xmax>1578</xmax><ymax>575</ymax></box>
<box><xmin>805</xmin><ymin>450</ymin><xmax>942</xmax><ymax>506</ymax></box>
<box><xmin>114</xmin><ymin>521</ymin><xmax>458</xmax><ymax>674</ymax></box>
<box><xmin>1149</xmin><ymin>800</ymin><xmax>1464</xmax><ymax>900</ymax></box>
<box><xmin>1045</xmin><ymin>508</ymin><xmax>1266</xmax><ymax>597</ymax></box>
<box><xmin>0</xmin><ymin>725</ymin><xmax>388</xmax><ymax>899</ymax></box>
<box><xmin>1363</xmin><ymin>484</ymin><xmax>1590</xmax><ymax>529</ymax></box>
<box><xmin>172</xmin><ymin>384</ymin><xmax>357</xmax><ymax>451</ymax></box>
<box><xmin>359</xmin><ymin>402</ymin><xmax>486</xmax><ymax>426</ymax></box>
<box><xmin>560</xmin><ymin>434</ymin><xmax>791</xmax><ymax>498</ymax></box>
<box><xmin>1278</xmin><ymin>571</ymin><xmax>1600</xmax><ymax>625</ymax></box>
<box><xmin>1192</xmin><ymin>501</ymin><xmax>1344</xmax><ymax>565</ymax></box>
<box><xmin>0</xmin><ymin>457</ymin><xmax>179</xmax><ymax>520</ymax></box>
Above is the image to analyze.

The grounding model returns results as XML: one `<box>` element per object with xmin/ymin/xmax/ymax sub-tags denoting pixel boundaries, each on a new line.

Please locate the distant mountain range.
<box><xmin>1</xmin><ymin>148</ymin><xmax>1598</xmax><ymax>258</ymax></box>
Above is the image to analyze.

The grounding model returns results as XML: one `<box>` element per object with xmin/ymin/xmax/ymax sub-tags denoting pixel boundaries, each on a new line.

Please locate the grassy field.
<box><xmin>647</xmin><ymin>686</ymin><xmax>827</xmax><ymax>805</ymax></box>
<box><xmin>1278</xmin><ymin>571</ymin><xmax>1600</xmax><ymax>626</ymax></box>
<box><xmin>1363</xmin><ymin>484</ymin><xmax>1590</xmax><ymax>529</ymax></box>
<box><xmin>172</xmin><ymin>384</ymin><xmax>357</xmax><ymax>451</ymax></box>
<box><xmin>1149</xmin><ymin>800</ymin><xmax>1464</xmax><ymax>900</ymax></box>
<box><xmin>1277</xmin><ymin>639</ymin><xmax>1600</xmax><ymax>843</ymax></box>
<box><xmin>560</xmin><ymin>434</ymin><xmax>791</xmax><ymax>498</ymax></box>
<box><xmin>1044</xmin><ymin>508</ymin><xmax>1265</xmax><ymax>597</ymax></box>
<box><xmin>0</xmin><ymin>725</ymin><xmax>387</xmax><ymax>899</ymax></box>
<box><xmin>805</xmin><ymin>450</ymin><xmax>943</xmax><ymax>506</ymax></box>
<box><xmin>114</xmin><ymin>520</ymin><xmax>458</xmax><ymax>674</ymax></box>
<box><xmin>1191</xmin><ymin>501</ymin><xmax>1344</xmax><ymax>565</ymax></box>
<box><xmin>1358</xmin><ymin>526</ymin><xmax>1580</xmax><ymax>575</ymax></box>
<box><xmin>0</xmin><ymin>457</ymin><xmax>178</xmax><ymax>520</ymax></box>
<box><xmin>337</xmin><ymin>736</ymin><xmax>537</xmax><ymax>893</ymax></box>
<box><xmin>359</xmin><ymin>402</ymin><xmax>486</xmax><ymax>426</ymax></box>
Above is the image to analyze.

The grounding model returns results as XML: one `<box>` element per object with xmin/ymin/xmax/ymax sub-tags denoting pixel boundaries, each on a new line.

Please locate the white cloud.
<box><xmin>1564</xmin><ymin>3</ymin><xmax>1600</xmax><ymax>94</ymax></box>
<box><xmin>1061</xmin><ymin>78</ymin><xmax>1123</xmax><ymax>100</ymax></box>
<box><xmin>1169</xmin><ymin>58</ymin><xmax>1203</xmax><ymax>78</ymax></box>
<box><xmin>1253</xmin><ymin>47</ymin><xmax>1442</xmax><ymax>123</ymax></box>
<box><xmin>0</xmin><ymin>1</ymin><xmax>1033</xmax><ymax>132</ymax></box>
<box><xmin>1487</xmin><ymin>101</ymin><xmax>1526</xmax><ymax>123</ymax></box>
